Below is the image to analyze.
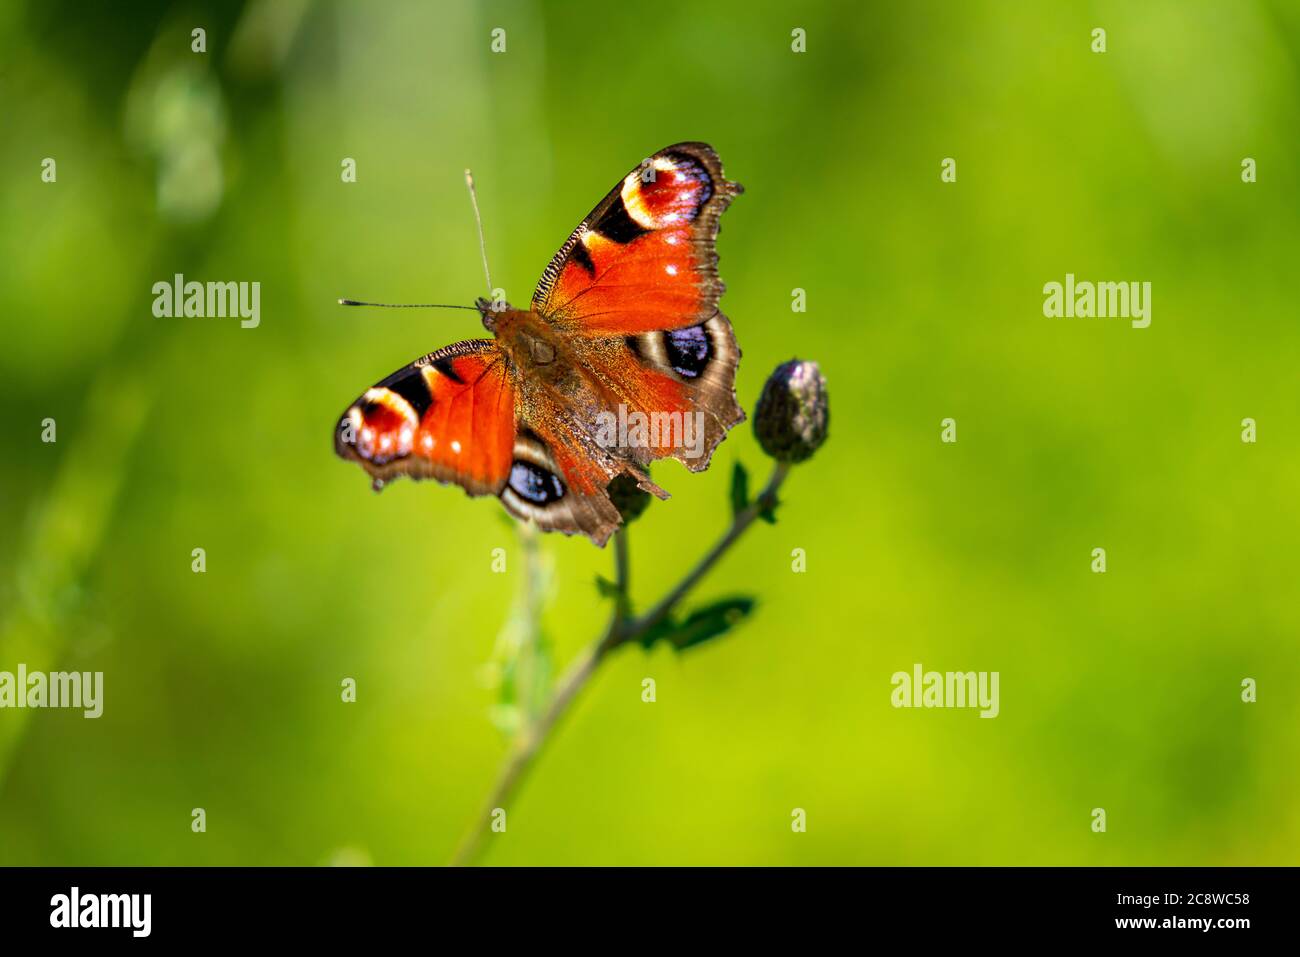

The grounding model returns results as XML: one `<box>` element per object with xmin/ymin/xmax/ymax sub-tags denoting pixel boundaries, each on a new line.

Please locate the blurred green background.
<box><xmin>2</xmin><ymin>0</ymin><xmax>1298</xmax><ymax>866</ymax></box>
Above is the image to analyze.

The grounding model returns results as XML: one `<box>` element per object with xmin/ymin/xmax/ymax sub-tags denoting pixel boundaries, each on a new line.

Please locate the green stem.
<box><xmin>515</xmin><ymin>521</ymin><xmax>546</xmax><ymax>722</ymax></box>
<box><xmin>612</xmin><ymin>523</ymin><xmax>631</xmax><ymax>623</ymax></box>
<box><xmin>449</xmin><ymin>531</ymin><xmax>619</xmax><ymax>869</ymax></box>
<box><xmin>632</xmin><ymin>462</ymin><xmax>789</xmax><ymax>635</ymax></box>
<box><xmin>450</xmin><ymin>461</ymin><xmax>792</xmax><ymax>866</ymax></box>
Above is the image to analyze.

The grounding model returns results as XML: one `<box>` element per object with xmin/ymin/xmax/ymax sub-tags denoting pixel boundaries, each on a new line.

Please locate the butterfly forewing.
<box><xmin>335</xmin><ymin>340</ymin><xmax>516</xmax><ymax>495</ymax></box>
<box><xmin>532</xmin><ymin>142</ymin><xmax>743</xmax><ymax>336</ymax></box>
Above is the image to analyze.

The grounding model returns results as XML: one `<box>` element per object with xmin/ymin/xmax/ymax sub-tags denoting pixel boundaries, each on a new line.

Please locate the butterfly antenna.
<box><xmin>338</xmin><ymin>168</ymin><xmax>494</xmax><ymax>312</ymax></box>
<box><xmin>464</xmin><ymin>168</ymin><xmax>493</xmax><ymax>295</ymax></box>
<box><xmin>338</xmin><ymin>299</ymin><xmax>477</xmax><ymax>310</ymax></box>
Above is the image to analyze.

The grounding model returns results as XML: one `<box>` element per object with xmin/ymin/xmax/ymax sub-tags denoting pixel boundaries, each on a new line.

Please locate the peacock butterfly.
<box><xmin>334</xmin><ymin>142</ymin><xmax>745</xmax><ymax>546</ymax></box>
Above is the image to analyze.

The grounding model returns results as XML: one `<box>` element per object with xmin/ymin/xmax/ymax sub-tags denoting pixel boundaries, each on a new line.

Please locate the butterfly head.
<box><xmin>475</xmin><ymin>295</ymin><xmax>519</xmax><ymax>333</ymax></box>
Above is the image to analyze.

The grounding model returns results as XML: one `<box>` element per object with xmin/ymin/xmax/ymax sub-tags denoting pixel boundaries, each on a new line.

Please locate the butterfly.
<box><xmin>334</xmin><ymin>142</ymin><xmax>745</xmax><ymax>547</ymax></box>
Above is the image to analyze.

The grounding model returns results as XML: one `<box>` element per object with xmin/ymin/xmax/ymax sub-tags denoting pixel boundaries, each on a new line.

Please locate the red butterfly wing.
<box><xmin>530</xmin><ymin>143</ymin><xmax>746</xmax><ymax>473</ymax></box>
<box><xmin>334</xmin><ymin>339</ymin><xmax>515</xmax><ymax>496</ymax></box>
<box><xmin>532</xmin><ymin>142</ymin><xmax>742</xmax><ymax>336</ymax></box>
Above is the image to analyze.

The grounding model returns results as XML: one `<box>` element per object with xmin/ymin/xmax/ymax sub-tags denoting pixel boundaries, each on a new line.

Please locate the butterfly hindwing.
<box><xmin>498</xmin><ymin>426</ymin><xmax>624</xmax><ymax>546</ymax></box>
<box><xmin>334</xmin><ymin>339</ymin><xmax>516</xmax><ymax>496</ymax></box>
<box><xmin>610</xmin><ymin>311</ymin><xmax>744</xmax><ymax>472</ymax></box>
<box><xmin>553</xmin><ymin>312</ymin><xmax>744</xmax><ymax>475</ymax></box>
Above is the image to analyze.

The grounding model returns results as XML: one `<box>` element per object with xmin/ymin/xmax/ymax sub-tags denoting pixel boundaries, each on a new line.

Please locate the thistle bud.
<box><xmin>606</xmin><ymin>473</ymin><xmax>651</xmax><ymax>523</ymax></box>
<box><xmin>753</xmin><ymin>359</ymin><xmax>829</xmax><ymax>463</ymax></box>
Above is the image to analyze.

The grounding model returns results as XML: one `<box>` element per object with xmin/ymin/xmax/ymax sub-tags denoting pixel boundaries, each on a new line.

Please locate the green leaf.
<box><xmin>636</xmin><ymin>616</ymin><xmax>679</xmax><ymax>650</ymax></box>
<box><xmin>758</xmin><ymin>494</ymin><xmax>781</xmax><ymax>524</ymax></box>
<box><xmin>594</xmin><ymin>575</ymin><xmax>620</xmax><ymax>599</ymax></box>
<box><xmin>730</xmin><ymin>461</ymin><xmax>750</xmax><ymax>516</ymax></box>
<box><xmin>669</xmin><ymin>596</ymin><xmax>757</xmax><ymax>651</ymax></box>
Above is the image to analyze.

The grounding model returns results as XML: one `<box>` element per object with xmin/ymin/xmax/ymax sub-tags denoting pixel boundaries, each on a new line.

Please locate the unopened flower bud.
<box><xmin>754</xmin><ymin>359</ymin><xmax>829</xmax><ymax>463</ymax></box>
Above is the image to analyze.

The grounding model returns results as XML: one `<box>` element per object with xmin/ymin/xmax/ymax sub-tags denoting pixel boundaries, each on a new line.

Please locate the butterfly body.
<box><xmin>336</xmin><ymin>143</ymin><xmax>744</xmax><ymax>546</ymax></box>
<box><xmin>480</xmin><ymin>302</ymin><xmax>567</xmax><ymax>381</ymax></box>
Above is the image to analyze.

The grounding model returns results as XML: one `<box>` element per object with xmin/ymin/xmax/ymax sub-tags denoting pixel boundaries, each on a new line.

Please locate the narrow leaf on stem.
<box><xmin>730</xmin><ymin>461</ymin><xmax>750</xmax><ymax>516</ymax></box>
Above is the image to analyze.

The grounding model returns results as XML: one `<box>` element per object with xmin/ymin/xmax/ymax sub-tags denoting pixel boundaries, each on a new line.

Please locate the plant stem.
<box><xmin>448</xmin><ymin>636</ymin><xmax>604</xmax><ymax>867</ymax></box>
<box><xmin>633</xmin><ymin>462</ymin><xmax>789</xmax><ymax>635</ymax></box>
<box><xmin>515</xmin><ymin>521</ymin><xmax>546</xmax><ymax>722</ymax></box>
<box><xmin>612</xmin><ymin>522</ymin><xmax>631</xmax><ymax>623</ymax></box>
<box><xmin>449</xmin><ymin>461</ymin><xmax>792</xmax><ymax>866</ymax></box>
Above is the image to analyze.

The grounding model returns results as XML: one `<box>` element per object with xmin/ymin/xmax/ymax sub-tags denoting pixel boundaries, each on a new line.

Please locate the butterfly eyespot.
<box><xmin>508</xmin><ymin>460</ymin><xmax>566</xmax><ymax>505</ymax></box>
<box><xmin>663</xmin><ymin>323</ymin><xmax>713</xmax><ymax>378</ymax></box>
